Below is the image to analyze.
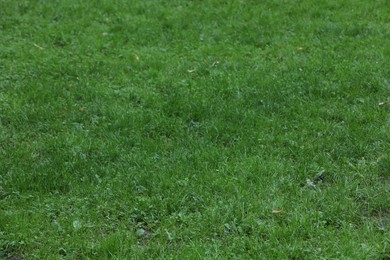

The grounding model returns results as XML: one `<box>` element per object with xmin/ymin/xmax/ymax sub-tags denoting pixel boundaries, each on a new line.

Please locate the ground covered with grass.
<box><xmin>1</xmin><ymin>0</ymin><xmax>389</xmax><ymax>258</ymax></box>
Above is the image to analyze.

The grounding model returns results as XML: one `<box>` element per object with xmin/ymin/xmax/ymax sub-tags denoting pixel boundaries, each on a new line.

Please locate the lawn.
<box><xmin>1</xmin><ymin>0</ymin><xmax>389</xmax><ymax>258</ymax></box>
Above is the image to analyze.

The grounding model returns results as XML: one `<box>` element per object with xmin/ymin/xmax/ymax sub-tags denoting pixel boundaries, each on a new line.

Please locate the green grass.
<box><xmin>1</xmin><ymin>0</ymin><xmax>389</xmax><ymax>258</ymax></box>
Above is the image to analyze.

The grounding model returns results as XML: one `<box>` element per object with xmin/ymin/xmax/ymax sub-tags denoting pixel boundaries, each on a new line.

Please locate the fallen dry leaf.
<box><xmin>272</xmin><ymin>210</ymin><xmax>282</xmax><ymax>214</ymax></box>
